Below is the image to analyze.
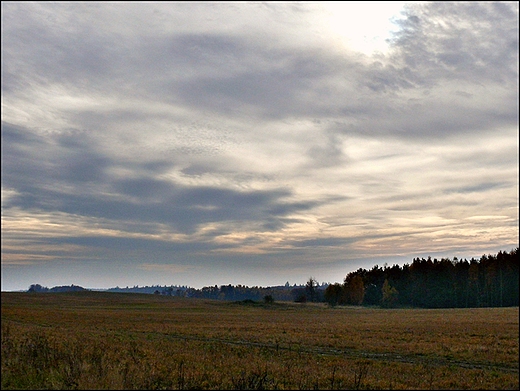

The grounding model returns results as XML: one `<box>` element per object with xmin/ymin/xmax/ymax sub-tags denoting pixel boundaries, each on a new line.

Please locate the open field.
<box><xmin>1</xmin><ymin>292</ymin><xmax>518</xmax><ymax>389</ymax></box>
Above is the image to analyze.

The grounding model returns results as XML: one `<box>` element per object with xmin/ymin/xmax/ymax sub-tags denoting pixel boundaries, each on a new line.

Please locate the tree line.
<box><xmin>183</xmin><ymin>282</ymin><xmax>327</xmax><ymax>302</ymax></box>
<box><xmin>26</xmin><ymin>248</ymin><xmax>518</xmax><ymax>309</ymax></box>
<box><xmin>173</xmin><ymin>248</ymin><xmax>518</xmax><ymax>308</ymax></box>
<box><xmin>324</xmin><ymin>248</ymin><xmax>519</xmax><ymax>308</ymax></box>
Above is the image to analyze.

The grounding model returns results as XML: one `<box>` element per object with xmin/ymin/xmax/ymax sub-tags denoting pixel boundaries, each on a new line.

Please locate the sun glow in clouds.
<box><xmin>1</xmin><ymin>2</ymin><xmax>518</xmax><ymax>292</ymax></box>
<box><xmin>322</xmin><ymin>1</ymin><xmax>407</xmax><ymax>55</ymax></box>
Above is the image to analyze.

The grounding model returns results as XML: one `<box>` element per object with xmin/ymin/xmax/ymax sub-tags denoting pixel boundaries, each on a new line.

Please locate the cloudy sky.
<box><xmin>1</xmin><ymin>2</ymin><xmax>518</xmax><ymax>291</ymax></box>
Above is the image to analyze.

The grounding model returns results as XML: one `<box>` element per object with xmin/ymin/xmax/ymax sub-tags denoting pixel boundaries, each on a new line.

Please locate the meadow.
<box><xmin>1</xmin><ymin>291</ymin><xmax>518</xmax><ymax>389</ymax></box>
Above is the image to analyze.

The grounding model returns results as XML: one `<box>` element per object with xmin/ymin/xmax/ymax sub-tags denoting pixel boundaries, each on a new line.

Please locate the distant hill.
<box><xmin>27</xmin><ymin>284</ymin><xmax>88</xmax><ymax>293</ymax></box>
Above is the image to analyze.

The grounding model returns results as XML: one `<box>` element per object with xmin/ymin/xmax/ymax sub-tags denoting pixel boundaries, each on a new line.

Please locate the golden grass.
<box><xmin>2</xmin><ymin>292</ymin><xmax>518</xmax><ymax>389</ymax></box>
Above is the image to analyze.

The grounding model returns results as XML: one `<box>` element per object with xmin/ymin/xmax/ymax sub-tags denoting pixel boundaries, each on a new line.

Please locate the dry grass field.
<box><xmin>1</xmin><ymin>291</ymin><xmax>518</xmax><ymax>389</ymax></box>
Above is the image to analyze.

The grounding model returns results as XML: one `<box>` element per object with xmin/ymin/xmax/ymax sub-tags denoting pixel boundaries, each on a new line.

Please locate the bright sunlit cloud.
<box><xmin>1</xmin><ymin>2</ymin><xmax>518</xmax><ymax>291</ymax></box>
<box><xmin>321</xmin><ymin>1</ymin><xmax>407</xmax><ymax>55</ymax></box>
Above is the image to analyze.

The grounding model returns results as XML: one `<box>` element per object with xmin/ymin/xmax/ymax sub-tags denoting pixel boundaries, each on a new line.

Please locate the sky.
<box><xmin>1</xmin><ymin>2</ymin><xmax>518</xmax><ymax>292</ymax></box>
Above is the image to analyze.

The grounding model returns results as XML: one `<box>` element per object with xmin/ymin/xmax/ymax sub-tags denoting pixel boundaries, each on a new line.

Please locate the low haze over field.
<box><xmin>1</xmin><ymin>2</ymin><xmax>518</xmax><ymax>291</ymax></box>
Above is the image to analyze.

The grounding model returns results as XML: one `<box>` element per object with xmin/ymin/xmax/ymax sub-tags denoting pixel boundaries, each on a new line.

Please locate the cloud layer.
<box><xmin>2</xmin><ymin>2</ymin><xmax>518</xmax><ymax>290</ymax></box>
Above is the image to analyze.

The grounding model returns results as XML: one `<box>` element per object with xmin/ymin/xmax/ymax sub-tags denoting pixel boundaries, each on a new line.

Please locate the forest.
<box><xmin>326</xmin><ymin>247</ymin><xmax>519</xmax><ymax>308</ymax></box>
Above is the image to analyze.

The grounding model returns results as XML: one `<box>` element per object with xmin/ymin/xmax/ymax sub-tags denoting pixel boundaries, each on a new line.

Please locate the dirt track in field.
<box><xmin>145</xmin><ymin>331</ymin><xmax>519</xmax><ymax>374</ymax></box>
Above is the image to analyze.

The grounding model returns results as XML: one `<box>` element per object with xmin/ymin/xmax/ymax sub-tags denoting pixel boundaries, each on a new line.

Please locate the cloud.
<box><xmin>1</xmin><ymin>121</ymin><xmax>320</xmax><ymax>237</ymax></box>
<box><xmin>1</xmin><ymin>2</ymin><xmax>518</xmax><ymax>291</ymax></box>
<box><xmin>390</xmin><ymin>2</ymin><xmax>518</xmax><ymax>84</ymax></box>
